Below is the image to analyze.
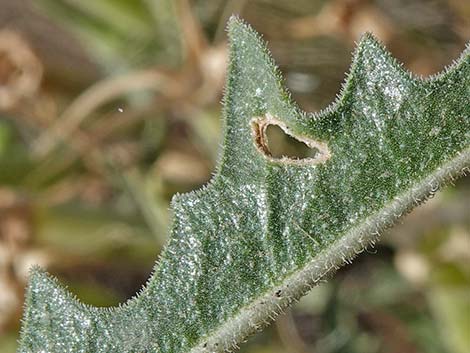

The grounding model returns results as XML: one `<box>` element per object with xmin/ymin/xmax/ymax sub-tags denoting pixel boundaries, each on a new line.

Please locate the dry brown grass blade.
<box><xmin>32</xmin><ymin>70</ymin><xmax>178</xmax><ymax>158</ymax></box>
<box><xmin>175</xmin><ymin>0</ymin><xmax>208</xmax><ymax>66</ymax></box>
<box><xmin>214</xmin><ymin>0</ymin><xmax>249</xmax><ymax>43</ymax></box>
<box><xmin>0</xmin><ymin>30</ymin><xmax>43</xmax><ymax>110</ymax></box>
<box><xmin>276</xmin><ymin>310</ymin><xmax>311</xmax><ymax>353</ymax></box>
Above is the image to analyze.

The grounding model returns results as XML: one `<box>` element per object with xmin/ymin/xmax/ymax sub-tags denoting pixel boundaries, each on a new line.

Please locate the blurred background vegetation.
<box><xmin>0</xmin><ymin>0</ymin><xmax>469</xmax><ymax>352</ymax></box>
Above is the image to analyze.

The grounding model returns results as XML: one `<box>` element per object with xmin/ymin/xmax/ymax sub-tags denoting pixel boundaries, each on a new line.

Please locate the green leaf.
<box><xmin>18</xmin><ymin>17</ymin><xmax>470</xmax><ymax>353</ymax></box>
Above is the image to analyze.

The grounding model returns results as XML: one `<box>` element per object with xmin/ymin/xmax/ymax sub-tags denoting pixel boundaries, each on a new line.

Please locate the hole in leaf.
<box><xmin>265</xmin><ymin>124</ymin><xmax>319</xmax><ymax>160</ymax></box>
<box><xmin>251</xmin><ymin>114</ymin><xmax>331</xmax><ymax>165</ymax></box>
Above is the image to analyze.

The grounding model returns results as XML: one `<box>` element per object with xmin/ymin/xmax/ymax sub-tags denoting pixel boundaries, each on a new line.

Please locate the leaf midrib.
<box><xmin>187</xmin><ymin>146</ymin><xmax>470</xmax><ymax>353</ymax></box>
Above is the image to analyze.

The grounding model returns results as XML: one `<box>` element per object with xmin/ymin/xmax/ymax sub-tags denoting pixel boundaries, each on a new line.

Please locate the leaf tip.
<box><xmin>226</xmin><ymin>15</ymin><xmax>260</xmax><ymax>44</ymax></box>
<box><xmin>355</xmin><ymin>32</ymin><xmax>388</xmax><ymax>57</ymax></box>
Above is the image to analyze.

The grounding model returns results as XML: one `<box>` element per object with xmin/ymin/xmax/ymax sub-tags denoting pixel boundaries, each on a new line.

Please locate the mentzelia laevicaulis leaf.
<box><xmin>18</xmin><ymin>17</ymin><xmax>470</xmax><ymax>353</ymax></box>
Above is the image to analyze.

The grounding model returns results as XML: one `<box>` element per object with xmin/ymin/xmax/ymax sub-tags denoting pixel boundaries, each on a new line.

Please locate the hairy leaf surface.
<box><xmin>18</xmin><ymin>17</ymin><xmax>470</xmax><ymax>353</ymax></box>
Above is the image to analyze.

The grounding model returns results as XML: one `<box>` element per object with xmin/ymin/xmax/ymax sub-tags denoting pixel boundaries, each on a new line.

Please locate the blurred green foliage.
<box><xmin>0</xmin><ymin>0</ymin><xmax>468</xmax><ymax>352</ymax></box>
